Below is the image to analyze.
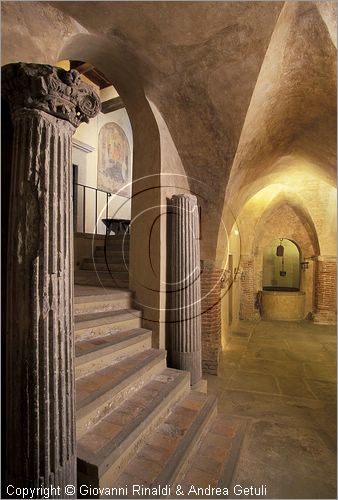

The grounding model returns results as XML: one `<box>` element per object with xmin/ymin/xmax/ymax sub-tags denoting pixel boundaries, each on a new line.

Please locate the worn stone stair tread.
<box><xmin>76</xmin><ymin>349</ymin><xmax>166</xmax><ymax>412</ymax></box>
<box><xmin>178</xmin><ymin>416</ymin><xmax>248</xmax><ymax>495</ymax></box>
<box><xmin>74</xmin><ymin>286</ymin><xmax>131</xmax><ymax>300</ymax></box>
<box><xmin>75</xmin><ymin>309</ymin><xmax>141</xmax><ymax>327</ymax></box>
<box><xmin>74</xmin><ymin>276</ymin><xmax>129</xmax><ymax>291</ymax></box>
<box><xmin>74</xmin><ymin>270</ymin><xmax>129</xmax><ymax>287</ymax></box>
<box><xmin>81</xmin><ymin>261</ymin><xmax>129</xmax><ymax>272</ymax></box>
<box><xmin>83</xmin><ymin>256</ymin><xmax>129</xmax><ymax>264</ymax></box>
<box><xmin>77</xmin><ymin>368</ymin><xmax>190</xmax><ymax>476</ymax></box>
<box><xmin>97</xmin><ymin>241</ymin><xmax>130</xmax><ymax>249</ymax></box>
<box><xmin>75</xmin><ymin>281</ymin><xmax>129</xmax><ymax>289</ymax></box>
<box><xmin>77</xmin><ymin>269</ymin><xmax>129</xmax><ymax>277</ymax></box>
<box><xmin>113</xmin><ymin>392</ymin><xmax>217</xmax><ymax>493</ymax></box>
<box><xmin>95</xmin><ymin>248</ymin><xmax>129</xmax><ymax>255</ymax></box>
<box><xmin>105</xmin><ymin>234</ymin><xmax>130</xmax><ymax>240</ymax></box>
<box><xmin>75</xmin><ymin>328</ymin><xmax>152</xmax><ymax>359</ymax></box>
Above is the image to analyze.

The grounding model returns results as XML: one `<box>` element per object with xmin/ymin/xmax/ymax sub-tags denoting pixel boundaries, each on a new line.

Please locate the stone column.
<box><xmin>2</xmin><ymin>63</ymin><xmax>100</xmax><ymax>496</ymax></box>
<box><xmin>167</xmin><ymin>194</ymin><xmax>202</xmax><ymax>386</ymax></box>
<box><xmin>313</xmin><ymin>256</ymin><xmax>337</xmax><ymax>324</ymax></box>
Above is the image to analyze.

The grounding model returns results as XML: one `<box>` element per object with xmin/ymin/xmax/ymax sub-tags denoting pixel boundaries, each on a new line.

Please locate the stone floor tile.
<box><xmin>303</xmin><ymin>362</ymin><xmax>336</xmax><ymax>382</ymax></box>
<box><xmin>207</xmin><ymin>319</ymin><xmax>336</xmax><ymax>499</ymax></box>
<box><xmin>305</xmin><ymin>379</ymin><xmax>337</xmax><ymax>401</ymax></box>
<box><xmin>226</xmin><ymin>369</ymin><xmax>280</xmax><ymax>394</ymax></box>
<box><xmin>244</xmin><ymin>346</ymin><xmax>290</xmax><ymax>362</ymax></box>
<box><xmin>276</xmin><ymin>375</ymin><xmax>316</xmax><ymax>399</ymax></box>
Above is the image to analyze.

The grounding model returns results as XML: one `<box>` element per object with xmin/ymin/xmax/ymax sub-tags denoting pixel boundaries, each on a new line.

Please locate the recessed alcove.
<box><xmin>261</xmin><ymin>238</ymin><xmax>305</xmax><ymax>319</ymax></box>
<box><xmin>262</xmin><ymin>238</ymin><xmax>300</xmax><ymax>292</ymax></box>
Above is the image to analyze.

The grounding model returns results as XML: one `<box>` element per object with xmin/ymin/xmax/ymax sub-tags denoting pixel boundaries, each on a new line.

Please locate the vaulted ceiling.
<box><xmin>2</xmin><ymin>1</ymin><xmax>336</xmax><ymax>258</ymax></box>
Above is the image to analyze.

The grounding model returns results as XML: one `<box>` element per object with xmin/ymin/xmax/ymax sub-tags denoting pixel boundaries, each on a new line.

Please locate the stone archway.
<box><xmin>58</xmin><ymin>35</ymin><xmax>164</xmax><ymax>344</ymax></box>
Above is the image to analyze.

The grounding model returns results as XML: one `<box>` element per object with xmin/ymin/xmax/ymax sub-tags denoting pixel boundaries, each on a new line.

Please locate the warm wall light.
<box><xmin>301</xmin><ymin>261</ymin><xmax>309</xmax><ymax>270</ymax></box>
<box><xmin>234</xmin><ymin>229</ymin><xmax>239</xmax><ymax>236</ymax></box>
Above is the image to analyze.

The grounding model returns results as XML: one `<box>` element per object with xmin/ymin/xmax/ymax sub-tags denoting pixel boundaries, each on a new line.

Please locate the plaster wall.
<box><xmin>221</xmin><ymin>227</ymin><xmax>241</xmax><ymax>347</ymax></box>
<box><xmin>74</xmin><ymin>99</ymin><xmax>133</xmax><ymax>233</ymax></box>
<box><xmin>56</xmin><ymin>60</ymin><xmax>133</xmax><ymax>234</ymax></box>
<box><xmin>262</xmin><ymin>239</ymin><xmax>300</xmax><ymax>290</ymax></box>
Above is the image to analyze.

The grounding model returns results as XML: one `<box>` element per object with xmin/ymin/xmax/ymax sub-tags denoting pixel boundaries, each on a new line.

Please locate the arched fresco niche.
<box><xmin>97</xmin><ymin>122</ymin><xmax>132</xmax><ymax>197</ymax></box>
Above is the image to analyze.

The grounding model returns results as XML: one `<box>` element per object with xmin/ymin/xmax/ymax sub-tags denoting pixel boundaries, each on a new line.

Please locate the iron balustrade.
<box><xmin>73</xmin><ymin>182</ymin><xmax>111</xmax><ymax>234</ymax></box>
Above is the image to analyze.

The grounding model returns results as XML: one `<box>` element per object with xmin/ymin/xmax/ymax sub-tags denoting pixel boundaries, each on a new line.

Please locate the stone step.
<box><xmin>98</xmin><ymin>239</ymin><xmax>130</xmax><ymax>250</ymax></box>
<box><xmin>106</xmin><ymin>234</ymin><xmax>130</xmax><ymax>241</ymax></box>
<box><xmin>84</xmin><ymin>256</ymin><xmax>129</xmax><ymax>265</ymax></box>
<box><xmin>76</xmin><ymin>348</ymin><xmax>167</xmax><ymax>437</ymax></box>
<box><xmin>74</xmin><ymin>270</ymin><xmax>129</xmax><ymax>288</ymax></box>
<box><xmin>80</xmin><ymin>260</ymin><xmax>129</xmax><ymax>272</ymax></box>
<box><xmin>74</xmin><ymin>286</ymin><xmax>132</xmax><ymax>315</ymax></box>
<box><xmin>176</xmin><ymin>416</ymin><xmax>248</xmax><ymax>497</ymax></box>
<box><xmin>77</xmin><ymin>270</ymin><xmax>129</xmax><ymax>280</ymax></box>
<box><xmin>75</xmin><ymin>309</ymin><xmax>142</xmax><ymax>341</ymax></box>
<box><xmin>95</xmin><ymin>247</ymin><xmax>129</xmax><ymax>259</ymax></box>
<box><xmin>77</xmin><ymin>368</ymin><xmax>190</xmax><ymax>488</ymax></box>
<box><xmin>111</xmin><ymin>392</ymin><xmax>217</xmax><ymax>495</ymax></box>
<box><xmin>75</xmin><ymin>328</ymin><xmax>153</xmax><ymax>379</ymax></box>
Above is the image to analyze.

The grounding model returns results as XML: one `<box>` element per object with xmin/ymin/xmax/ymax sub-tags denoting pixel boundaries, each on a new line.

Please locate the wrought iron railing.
<box><xmin>73</xmin><ymin>182</ymin><xmax>111</xmax><ymax>234</ymax></box>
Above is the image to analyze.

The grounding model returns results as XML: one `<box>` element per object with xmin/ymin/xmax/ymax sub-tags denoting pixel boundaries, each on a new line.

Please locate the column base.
<box><xmin>171</xmin><ymin>350</ymin><xmax>202</xmax><ymax>386</ymax></box>
<box><xmin>313</xmin><ymin>311</ymin><xmax>337</xmax><ymax>325</ymax></box>
<box><xmin>192</xmin><ymin>378</ymin><xmax>208</xmax><ymax>393</ymax></box>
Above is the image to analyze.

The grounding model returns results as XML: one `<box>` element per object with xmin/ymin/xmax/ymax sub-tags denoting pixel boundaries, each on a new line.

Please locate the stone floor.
<box><xmin>205</xmin><ymin>319</ymin><xmax>337</xmax><ymax>499</ymax></box>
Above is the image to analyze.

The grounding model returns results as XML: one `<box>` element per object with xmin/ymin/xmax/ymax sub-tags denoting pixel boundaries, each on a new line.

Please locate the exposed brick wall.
<box><xmin>200</xmin><ymin>261</ymin><xmax>222</xmax><ymax>375</ymax></box>
<box><xmin>314</xmin><ymin>257</ymin><xmax>336</xmax><ymax>324</ymax></box>
<box><xmin>239</xmin><ymin>256</ymin><xmax>259</xmax><ymax>320</ymax></box>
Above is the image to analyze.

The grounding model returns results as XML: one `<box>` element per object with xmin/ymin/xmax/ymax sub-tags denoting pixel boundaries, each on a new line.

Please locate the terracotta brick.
<box><xmin>94</xmin><ymin>419</ymin><xmax>123</xmax><ymax>439</ymax></box>
<box><xmin>138</xmin><ymin>443</ymin><xmax>171</xmax><ymax>465</ymax></box>
<box><xmin>125</xmin><ymin>456</ymin><xmax>162</xmax><ymax>484</ymax></box>
<box><xmin>78</xmin><ymin>432</ymin><xmax>108</xmax><ymax>453</ymax></box>
<box><xmin>201</xmin><ymin>263</ymin><xmax>222</xmax><ymax>375</ymax></box>
<box><xmin>191</xmin><ymin>454</ymin><xmax>223</xmax><ymax>477</ymax></box>
<box><xmin>183</xmin><ymin>466</ymin><xmax>218</xmax><ymax>488</ymax></box>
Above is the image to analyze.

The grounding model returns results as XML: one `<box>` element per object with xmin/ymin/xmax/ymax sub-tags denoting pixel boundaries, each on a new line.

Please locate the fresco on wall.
<box><xmin>97</xmin><ymin>122</ymin><xmax>131</xmax><ymax>197</ymax></box>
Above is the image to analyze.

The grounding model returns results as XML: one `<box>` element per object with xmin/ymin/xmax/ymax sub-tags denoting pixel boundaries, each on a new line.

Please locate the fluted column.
<box><xmin>2</xmin><ymin>63</ymin><xmax>100</xmax><ymax>496</ymax></box>
<box><xmin>168</xmin><ymin>194</ymin><xmax>202</xmax><ymax>386</ymax></box>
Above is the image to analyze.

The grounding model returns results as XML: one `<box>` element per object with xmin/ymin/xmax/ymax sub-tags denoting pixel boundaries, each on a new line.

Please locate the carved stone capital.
<box><xmin>2</xmin><ymin>63</ymin><xmax>101</xmax><ymax>127</ymax></box>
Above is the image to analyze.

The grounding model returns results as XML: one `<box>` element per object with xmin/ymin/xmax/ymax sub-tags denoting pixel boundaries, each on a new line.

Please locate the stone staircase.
<box><xmin>75</xmin><ymin>235</ymin><xmax>130</xmax><ymax>288</ymax></box>
<box><xmin>74</xmin><ymin>236</ymin><xmax>233</xmax><ymax>498</ymax></box>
